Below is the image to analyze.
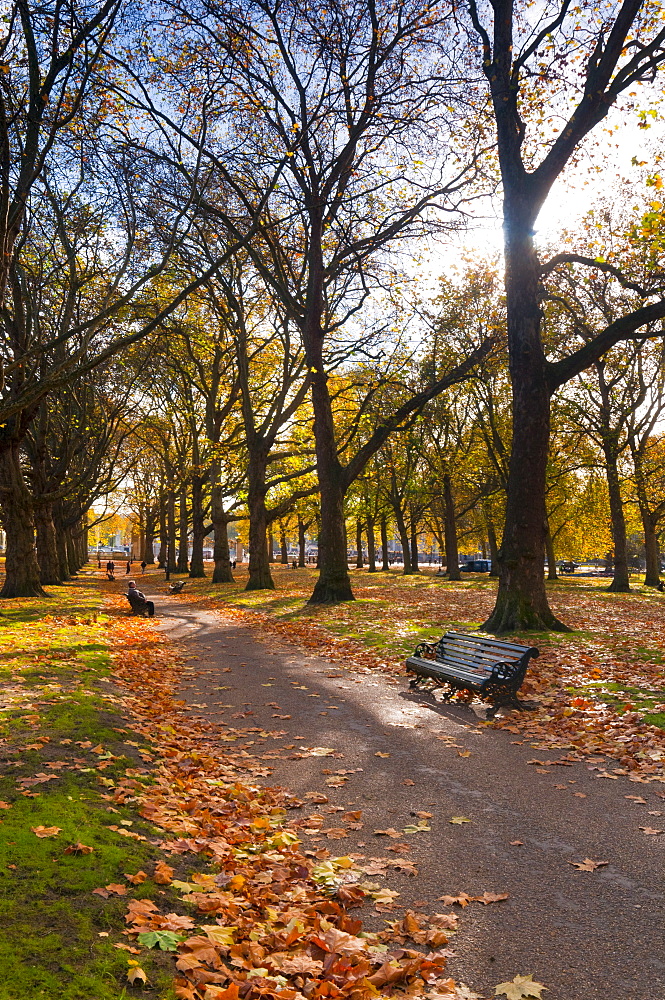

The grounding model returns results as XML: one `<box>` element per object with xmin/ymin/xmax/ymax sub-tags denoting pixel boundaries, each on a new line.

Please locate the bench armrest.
<box><xmin>414</xmin><ymin>640</ymin><xmax>437</xmax><ymax>659</ymax></box>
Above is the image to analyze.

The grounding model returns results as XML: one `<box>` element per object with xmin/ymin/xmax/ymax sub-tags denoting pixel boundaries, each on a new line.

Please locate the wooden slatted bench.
<box><xmin>406</xmin><ymin>631</ymin><xmax>539</xmax><ymax>716</ymax></box>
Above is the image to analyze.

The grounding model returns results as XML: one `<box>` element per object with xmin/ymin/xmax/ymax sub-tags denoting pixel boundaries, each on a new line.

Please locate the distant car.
<box><xmin>460</xmin><ymin>559</ymin><xmax>492</xmax><ymax>573</ymax></box>
<box><xmin>558</xmin><ymin>561</ymin><xmax>578</xmax><ymax>574</ymax></box>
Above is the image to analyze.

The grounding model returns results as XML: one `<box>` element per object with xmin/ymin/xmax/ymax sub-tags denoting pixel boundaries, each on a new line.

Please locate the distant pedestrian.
<box><xmin>140</xmin><ymin>560</ymin><xmax>147</xmax><ymax>574</ymax></box>
<box><xmin>126</xmin><ymin>559</ymin><xmax>131</xmax><ymax>575</ymax></box>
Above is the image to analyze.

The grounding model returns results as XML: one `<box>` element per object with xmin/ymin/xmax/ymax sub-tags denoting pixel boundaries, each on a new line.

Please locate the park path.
<box><xmin>155</xmin><ymin>596</ymin><xmax>665</xmax><ymax>1000</ymax></box>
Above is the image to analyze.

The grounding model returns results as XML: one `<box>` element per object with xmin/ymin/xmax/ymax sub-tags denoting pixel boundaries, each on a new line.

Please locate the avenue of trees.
<box><xmin>1</xmin><ymin>0</ymin><xmax>665</xmax><ymax>633</ymax></box>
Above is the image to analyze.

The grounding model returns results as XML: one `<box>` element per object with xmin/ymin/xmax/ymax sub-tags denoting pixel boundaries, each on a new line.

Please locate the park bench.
<box><xmin>168</xmin><ymin>581</ymin><xmax>186</xmax><ymax>594</ymax></box>
<box><xmin>406</xmin><ymin>631</ymin><xmax>539</xmax><ymax>716</ymax></box>
<box><xmin>126</xmin><ymin>590</ymin><xmax>150</xmax><ymax>616</ymax></box>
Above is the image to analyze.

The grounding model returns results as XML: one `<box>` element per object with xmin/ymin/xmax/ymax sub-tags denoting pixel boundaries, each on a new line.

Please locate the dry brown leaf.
<box><xmin>31</xmin><ymin>825</ymin><xmax>61</xmax><ymax>838</ymax></box>
<box><xmin>568</xmin><ymin>858</ymin><xmax>609</xmax><ymax>871</ymax></box>
<box><xmin>63</xmin><ymin>842</ymin><xmax>94</xmax><ymax>855</ymax></box>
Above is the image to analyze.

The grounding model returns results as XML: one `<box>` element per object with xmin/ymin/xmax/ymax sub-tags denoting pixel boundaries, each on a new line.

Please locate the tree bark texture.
<box><xmin>545</xmin><ymin>517</ymin><xmax>558</xmax><ymax>581</ymax></box>
<box><xmin>409</xmin><ymin>511</ymin><xmax>420</xmax><ymax>573</ymax></box>
<box><xmin>486</xmin><ymin>514</ymin><xmax>499</xmax><ymax>577</ymax></box>
<box><xmin>603</xmin><ymin>440</ymin><xmax>630</xmax><ymax>592</ymax></box>
<box><xmin>642</xmin><ymin>511</ymin><xmax>661</xmax><ymax>588</ymax></box>
<box><xmin>211</xmin><ymin>484</ymin><xmax>234</xmax><ymax>584</ymax></box>
<box><xmin>298</xmin><ymin>519</ymin><xmax>307</xmax><ymax>567</ymax></box>
<box><xmin>166</xmin><ymin>490</ymin><xmax>177</xmax><ymax>573</ymax></box>
<box><xmin>307</xmin><ymin>355</ymin><xmax>354</xmax><ymax>602</ymax></box>
<box><xmin>53</xmin><ymin>503</ymin><xmax>71</xmax><ymax>582</ymax></box>
<box><xmin>189</xmin><ymin>478</ymin><xmax>206</xmax><ymax>577</ymax></box>
<box><xmin>355</xmin><ymin>522</ymin><xmax>364</xmax><ymax>568</ymax></box>
<box><xmin>394</xmin><ymin>506</ymin><xmax>412</xmax><ymax>574</ymax></box>
<box><xmin>443</xmin><ymin>475</ymin><xmax>461</xmax><ymax>581</ymax></box>
<box><xmin>177</xmin><ymin>489</ymin><xmax>189</xmax><ymax>572</ymax></box>
<box><xmin>245</xmin><ymin>451</ymin><xmax>275</xmax><ymax>591</ymax></box>
<box><xmin>380</xmin><ymin>516</ymin><xmax>389</xmax><ymax>572</ymax></box>
<box><xmin>143</xmin><ymin>508</ymin><xmax>156</xmax><ymax>564</ymax></box>
<box><xmin>157</xmin><ymin>492</ymin><xmax>167</xmax><ymax>568</ymax></box>
<box><xmin>280</xmin><ymin>529</ymin><xmax>288</xmax><ymax>564</ymax></box>
<box><xmin>35</xmin><ymin>503</ymin><xmax>60</xmax><ymax>585</ymax></box>
<box><xmin>366</xmin><ymin>517</ymin><xmax>377</xmax><ymax>572</ymax></box>
<box><xmin>0</xmin><ymin>442</ymin><xmax>44</xmax><ymax>597</ymax></box>
<box><xmin>483</xmin><ymin>214</ymin><xmax>568</xmax><ymax>633</ymax></box>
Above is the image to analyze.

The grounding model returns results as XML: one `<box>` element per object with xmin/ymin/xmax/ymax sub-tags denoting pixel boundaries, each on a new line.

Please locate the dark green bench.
<box><xmin>406</xmin><ymin>631</ymin><xmax>539</xmax><ymax>716</ymax></box>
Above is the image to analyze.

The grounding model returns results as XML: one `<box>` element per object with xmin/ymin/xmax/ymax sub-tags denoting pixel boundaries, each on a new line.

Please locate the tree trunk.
<box><xmin>53</xmin><ymin>502</ymin><xmax>71</xmax><ymax>582</ymax></box>
<box><xmin>177</xmin><ymin>489</ymin><xmax>189</xmax><ymax>572</ymax></box>
<box><xmin>298</xmin><ymin>519</ymin><xmax>307</xmax><ymax>567</ymax></box>
<box><xmin>35</xmin><ymin>503</ymin><xmax>61</xmax><ymax>585</ymax></box>
<box><xmin>483</xmin><ymin>211</ymin><xmax>568</xmax><ymax>633</ymax></box>
<box><xmin>280</xmin><ymin>527</ymin><xmax>288</xmax><ymax>564</ymax></box>
<box><xmin>189</xmin><ymin>477</ymin><xmax>206</xmax><ymax>577</ymax></box>
<box><xmin>603</xmin><ymin>441</ymin><xmax>630</xmax><ymax>592</ymax></box>
<box><xmin>409</xmin><ymin>510</ymin><xmax>420</xmax><ymax>573</ymax></box>
<box><xmin>157</xmin><ymin>492</ymin><xmax>167</xmax><ymax>568</ymax></box>
<box><xmin>366</xmin><ymin>517</ymin><xmax>377</xmax><ymax>572</ymax></box>
<box><xmin>307</xmin><ymin>362</ymin><xmax>353</xmax><ymax>602</ymax></box>
<box><xmin>642</xmin><ymin>510</ymin><xmax>661</xmax><ymax>588</ymax></box>
<box><xmin>486</xmin><ymin>515</ymin><xmax>499</xmax><ymax>577</ymax></box>
<box><xmin>245</xmin><ymin>448</ymin><xmax>275</xmax><ymax>590</ymax></box>
<box><xmin>211</xmin><ymin>484</ymin><xmax>234</xmax><ymax>583</ymax></box>
<box><xmin>443</xmin><ymin>474</ymin><xmax>461</xmax><ymax>581</ymax></box>
<box><xmin>380</xmin><ymin>515</ymin><xmax>390</xmax><ymax>571</ymax></box>
<box><xmin>0</xmin><ymin>443</ymin><xmax>45</xmax><ymax>597</ymax></box>
<box><xmin>166</xmin><ymin>490</ymin><xmax>177</xmax><ymax>573</ymax></box>
<box><xmin>143</xmin><ymin>508</ymin><xmax>156</xmax><ymax>564</ymax></box>
<box><xmin>632</xmin><ymin>446</ymin><xmax>660</xmax><ymax>587</ymax></box>
<box><xmin>65</xmin><ymin>526</ymin><xmax>79</xmax><ymax>575</ymax></box>
<box><xmin>268</xmin><ymin>530</ymin><xmax>275</xmax><ymax>562</ymax></box>
<box><xmin>355</xmin><ymin>521</ymin><xmax>364</xmax><ymax>568</ymax></box>
<box><xmin>545</xmin><ymin>516</ymin><xmax>558</xmax><ymax>581</ymax></box>
<box><xmin>393</xmin><ymin>506</ymin><xmax>412</xmax><ymax>574</ymax></box>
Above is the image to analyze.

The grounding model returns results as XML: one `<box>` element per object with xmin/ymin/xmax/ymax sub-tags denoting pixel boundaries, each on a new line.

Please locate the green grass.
<box><xmin>565</xmin><ymin>680</ymin><xmax>665</xmax><ymax>729</ymax></box>
<box><xmin>0</xmin><ymin>580</ymin><xmax>177</xmax><ymax>999</ymax></box>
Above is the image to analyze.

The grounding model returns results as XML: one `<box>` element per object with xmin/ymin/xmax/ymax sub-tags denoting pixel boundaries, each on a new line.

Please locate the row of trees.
<box><xmin>1</xmin><ymin>0</ymin><xmax>665</xmax><ymax>633</ymax></box>
<box><xmin>114</xmin><ymin>239</ymin><xmax>665</xmax><ymax>597</ymax></box>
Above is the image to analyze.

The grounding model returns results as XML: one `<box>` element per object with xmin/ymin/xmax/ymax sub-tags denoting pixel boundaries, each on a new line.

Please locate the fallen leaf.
<box><xmin>125</xmin><ymin>870</ymin><xmax>148</xmax><ymax>884</ymax></box>
<box><xmin>474</xmin><ymin>891</ymin><xmax>509</xmax><ymax>904</ymax></box>
<box><xmin>510</xmin><ymin>840</ymin><xmax>524</xmax><ymax>846</ymax></box>
<box><xmin>31</xmin><ymin>825</ymin><xmax>61</xmax><ymax>838</ymax></box>
<box><xmin>154</xmin><ymin>860</ymin><xmax>175</xmax><ymax>884</ymax></box>
<box><xmin>375</xmin><ymin>752</ymin><xmax>391</xmax><ymax>758</ymax></box>
<box><xmin>438</xmin><ymin>893</ymin><xmax>473</xmax><ymax>907</ymax></box>
<box><xmin>127</xmin><ymin>960</ymin><xmax>147</xmax><ymax>985</ymax></box>
<box><xmin>639</xmin><ymin>826</ymin><xmax>664</xmax><ymax>835</ymax></box>
<box><xmin>63</xmin><ymin>842</ymin><xmax>94</xmax><ymax>855</ymax></box>
<box><xmin>450</xmin><ymin>816</ymin><xmax>471</xmax><ymax>824</ymax></box>
<box><xmin>494</xmin><ymin>974</ymin><xmax>547</xmax><ymax>999</ymax></box>
<box><xmin>568</xmin><ymin>858</ymin><xmax>608</xmax><ymax>872</ymax></box>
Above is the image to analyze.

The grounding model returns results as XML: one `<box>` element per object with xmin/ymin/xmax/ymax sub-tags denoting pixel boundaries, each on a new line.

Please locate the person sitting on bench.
<box><xmin>127</xmin><ymin>580</ymin><xmax>155</xmax><ymax>617</ymax></box>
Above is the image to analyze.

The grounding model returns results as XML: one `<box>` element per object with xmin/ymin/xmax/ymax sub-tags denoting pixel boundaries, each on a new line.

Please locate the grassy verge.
<box><xmin>0</xmin><ymin>581</ymin><xmax>178</xmax><ymax>999</ymax></box>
